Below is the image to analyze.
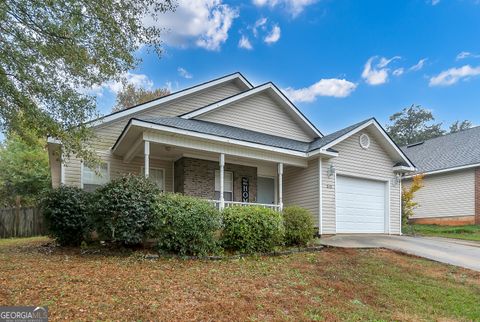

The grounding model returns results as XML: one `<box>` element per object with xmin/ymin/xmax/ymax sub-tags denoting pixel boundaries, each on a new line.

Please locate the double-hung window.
<box><xmin>215</xmin><ymin>170</ymin><xmax>233</xmax><ymax>201</ymax></box>
<box><xmin>82</xmin><ymin>162</ymin><xmax>109</xmax><ymax>192</ymax></box>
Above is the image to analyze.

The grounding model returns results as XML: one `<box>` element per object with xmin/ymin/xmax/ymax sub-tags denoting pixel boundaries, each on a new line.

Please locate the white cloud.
<box><xmin>264</xmin><ymin>25</ymin><xmax>281</xmax><ymax>44</ymax></box>
<box><xmin>177</xmin><ymin>67</ymin><xmax>193</xmax><ymax>79</ymax></box>
<box><xmin>456</xmin><ymin>51</ymin><xmax>480</xmax><ymax>60</ymax></box>
<box><xmin>393</xmin><ymin>68</ymin><xmax>404</xmax><ymax>76</ymax></box>
<box><xmin>148</xmin><ymin>0</ymin><xmax>238</xmax><ymax>51</ymax></box>
<box><xmin>362</xmin><ymin>56</ymin><xmax>400</xmax><ymax>85</ymax></box>
<box><xmin>238</xmin><ymin>35</ymin><xmax>253</xmax><ymax>49</ymax></box>
<box><xmin>430</xmin><ymin>0</ymin><xmax>440</xmax><ymax>5</ymax></box>
<box><xmin>87</xmin><ymin>72</ymin><xmax>154</xmax><ymax>97</ymax></box>
<box><xmin>252</xmin><ymin>0</ymin><xmax>317</xmax><ymax>17</ymax></box>
<box><xmin>253</xmin><ymin>17</ymin><xmax>268</xmax><ymax>37</ymax></box>
<box><xmin>283</xmin><ymin>78</ymin><xmax>357</xmax><ymax>102</ymax></box>
<box><xmin>429</xmin><ymin>65</ymin><xmax>480</xmax><ymax>86</ymax></box>
<box><xmin>409</xmin><ymin>58</ymin><xmax>428</xmax><ymax>71</ymax></box>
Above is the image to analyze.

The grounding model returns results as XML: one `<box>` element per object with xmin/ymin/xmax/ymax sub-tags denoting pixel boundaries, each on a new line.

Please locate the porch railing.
<box><xmin>207</xmin><ymin>200</ymin><xmax>281</xmax><ymax>212</ymax></box>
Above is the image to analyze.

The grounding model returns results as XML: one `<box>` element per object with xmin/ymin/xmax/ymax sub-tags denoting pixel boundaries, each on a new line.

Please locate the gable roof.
<box><xmin>88</xmin><ymin>72</ymin><xmax>253</xmax><ymax>127</ymax></box>
<box><xmin>179</xmin><ymin>82</ymin><xmax>323</xmax><ymax>138</ymax></box>
<box><xmin>402</xmin><ymin>126</ymin><xmax>480</xmax><ymax>174</ymax></box>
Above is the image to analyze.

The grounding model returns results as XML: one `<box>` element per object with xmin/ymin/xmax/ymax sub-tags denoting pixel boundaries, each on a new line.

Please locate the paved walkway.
<box><xmin>320</xmin><ymin>235</ymin><xmax>480</xmax><ymax>272</ymax></box>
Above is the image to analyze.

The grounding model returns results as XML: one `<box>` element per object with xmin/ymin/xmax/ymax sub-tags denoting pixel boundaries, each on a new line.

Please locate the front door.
<box><xmin>257</xmin><ymin>177</ymin><xmax>275</xmax><ymax>204</ymax></box>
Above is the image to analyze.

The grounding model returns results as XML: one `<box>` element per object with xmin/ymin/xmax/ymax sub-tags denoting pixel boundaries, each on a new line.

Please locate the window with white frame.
<box><xmin>215</xmin><ymin>170</ymin><xmax>233</xmax><ymax>201</ymax></box>
<box><xmin>82</xmin><ymin>162</ymin><xmax>109</xmax><ymax>192</ymax></box>
<box><xmin>141</xmin><ymin>167</ymin><xmax>165</xmax><ymax>191</ymax></box>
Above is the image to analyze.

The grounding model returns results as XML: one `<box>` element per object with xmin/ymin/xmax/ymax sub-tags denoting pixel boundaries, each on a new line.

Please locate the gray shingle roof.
<box><xmin>401</xmin><ymin>126</ymin><xmax>480</xmax><ymax>173</ymax></box>
<box><xmin>135</xmin><ymin>117</ymin><xmax>374</xmax><ymax>153</ymax></box>
<box><xmin>137</xmin><ymin>117</ymin><xmax>311</xmax><ymax>152</ymax></box>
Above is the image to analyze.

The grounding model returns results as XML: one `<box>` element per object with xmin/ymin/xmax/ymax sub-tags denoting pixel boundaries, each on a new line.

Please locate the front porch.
<box><xmin>115</xmin><ymin>138</ymin><xmax>289</xmax><ymax>211</ymax></box>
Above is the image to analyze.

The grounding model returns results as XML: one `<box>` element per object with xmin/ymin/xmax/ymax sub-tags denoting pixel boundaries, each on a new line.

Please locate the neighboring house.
<box><xmin>402</xmin><ymin>127</ymin><xmax>480</xmax><ymax>225</ymax></box>
<box><xmin>47</xmin><ymin>72</ymin><xmax>415</xmax><ymax>235</ymax></box>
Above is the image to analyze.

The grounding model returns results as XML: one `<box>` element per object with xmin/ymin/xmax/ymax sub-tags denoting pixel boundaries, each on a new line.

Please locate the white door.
<box><xmin>336</xmin><ymin>175</ymin><xmax>387</xmax><ymax>233</ymax></box>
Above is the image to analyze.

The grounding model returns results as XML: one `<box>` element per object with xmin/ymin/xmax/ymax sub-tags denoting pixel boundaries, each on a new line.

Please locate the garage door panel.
<box><xmin>336</xmin><ymin>175</ymin><xmax>387</xmax><ymax>233</ymax></box>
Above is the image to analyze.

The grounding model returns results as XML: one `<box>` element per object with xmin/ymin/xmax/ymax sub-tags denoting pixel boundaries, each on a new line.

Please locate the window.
<box><xmin>215</xmin><ymin>170</ymin><xmax>233</xmax><ymax>201</ymax></box>
<box><xmin>141</xmin><ymin>167</ymin><xmax>165</xmax><ymax>191</ymax></box>
<box><xmin>82</xmin><ymin>162</ymin><xmax>109</xmax><ymax>192</ymax></box>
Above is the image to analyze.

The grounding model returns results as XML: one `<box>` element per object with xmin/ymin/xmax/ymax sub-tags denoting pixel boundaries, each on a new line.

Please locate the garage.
<box><xmin>336</xmin><ymin>175</ymin><xmax>388</xmax><ymax>233</ymax></box>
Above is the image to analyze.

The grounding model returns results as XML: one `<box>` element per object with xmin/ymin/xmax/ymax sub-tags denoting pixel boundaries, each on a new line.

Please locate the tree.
<box><xmin>0</xmin><ymin>133</ymin><xmax>50</xmax><ymax>206</ymax></box>
<box><xmin>113</xmin><ymin>84</ymin><xmax>170</xmax><ymax>112</ymax></box>
<box><xmin>449</xmin><ymin>120</ymin><xmax>473</xmax><ymax>133</ymax></box>
<box><xmin>386</xmin><ymin>105</ymin><xmax>445</xmax><ymax>146</ymax></box>
<box><xmin>402</xmin><ymin>174</ymin><xmax>424</xmax><ymax>229</ymax></box>
<box><xmin>0</xmin><ymin>0</ymin><xmax>175</xmax><ymax>163</ymax></box>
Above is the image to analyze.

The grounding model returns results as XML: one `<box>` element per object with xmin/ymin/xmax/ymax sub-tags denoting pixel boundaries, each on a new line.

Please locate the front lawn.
<box><xmin>0</xmin><ymin>238</ymin><xmax>479</xmax><ymax>321</ymax></box>
<box><xmin>406</xmin><ymin>224</ymin><xmax>480</xmax><ymax>242</ymax></box>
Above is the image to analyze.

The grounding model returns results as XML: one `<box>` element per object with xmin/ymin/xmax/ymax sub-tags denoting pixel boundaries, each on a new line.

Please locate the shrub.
<box><xmin>92</xmin><ymin>175</ymin><xmax>160</xmax><ymax>245</ymax></box>
<box><xmin>221</xmin><ymin>206</ymin><xmax>284</xmax><ymax>253</ymax></box>
<box><xmin>282</xmin><ymin>206</ymin><xmax>315</xmax><ymax>246</ymax></box>
<box><xmin>42</xmin><ymin>186</ymin><xmax>92</xmax><ymax>246</ymax></box>
<box><xmin>150</xmin><ymin>194</ymin><xmax>222</xmax><ymax>256</ymax></box>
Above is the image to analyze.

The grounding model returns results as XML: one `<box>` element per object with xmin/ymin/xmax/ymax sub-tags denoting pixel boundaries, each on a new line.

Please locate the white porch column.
<box><xmin>278</xmin><ymin>163</ymin><xmax>284</xmax><ymax>211</ymax></box>
<box><xmin>144</xmin><ymin>140</ymin><xmax>150</xmax><ymax>178</ymax></box>
<box><xmin>219</xmin><ymin>153</ymin><xmax>225</xmax><ymax>210</ymax></box>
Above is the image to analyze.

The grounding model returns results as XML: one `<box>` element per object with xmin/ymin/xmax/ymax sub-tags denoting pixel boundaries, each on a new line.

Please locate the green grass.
<box><xmin>0</xmin><ymin>236</ymin><xmax>49</xmax><ymax>247</ymax></box>
<box><xmin>405</xmin><ymin>224</ymin><xmax>480</xmax><ymax>241</ymax></box>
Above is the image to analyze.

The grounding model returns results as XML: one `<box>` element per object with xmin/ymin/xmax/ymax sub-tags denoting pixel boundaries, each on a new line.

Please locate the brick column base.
<box><xmin>475</xmin><ymin>168</ymin><xmax>480</xmax><ymax>225</ymax></box>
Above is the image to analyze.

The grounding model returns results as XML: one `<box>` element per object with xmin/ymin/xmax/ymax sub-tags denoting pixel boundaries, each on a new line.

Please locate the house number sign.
<box><xmin>242</xmin><ymin>177</ymin><xmax>249</xmax><ymax>202</ymax></box>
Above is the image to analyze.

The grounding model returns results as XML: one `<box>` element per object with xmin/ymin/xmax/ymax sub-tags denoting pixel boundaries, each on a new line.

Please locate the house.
<box><xmin>47</xmin><ymin>72</ymin><xmax>415</xmax><ymax>235</ymax></box>
<box><xmin>402</xmin><ymin>127</ymin><xmax>480</xmax><ymax>226</ymax></box>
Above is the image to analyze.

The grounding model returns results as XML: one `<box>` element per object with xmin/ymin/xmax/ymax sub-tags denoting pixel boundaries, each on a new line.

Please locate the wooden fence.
<box><xmin>0</xmin><ymin>207</ymin><xmax>47</xmax><ymax>238</ymax></box>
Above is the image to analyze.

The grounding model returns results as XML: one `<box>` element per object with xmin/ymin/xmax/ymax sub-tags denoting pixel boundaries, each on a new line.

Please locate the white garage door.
<box><xmin>336</xmin><ymin>175</ymin><xmax>387</xmax><ymax>233</ymax></box>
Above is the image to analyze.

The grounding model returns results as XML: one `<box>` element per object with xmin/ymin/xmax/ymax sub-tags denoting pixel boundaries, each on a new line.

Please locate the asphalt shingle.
<box><xmin>135</xmin><ymin>117</ymin><xmax>374</xmax><ymax>153</ymax></box>
<box><xmin>401</xmin><ymin>126</ymin><xmax>480</xmax><ymax>173</ymax></box>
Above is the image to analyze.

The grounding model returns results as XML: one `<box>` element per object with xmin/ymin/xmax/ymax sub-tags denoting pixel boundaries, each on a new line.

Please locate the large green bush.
<box><xmin>282</xmin><ymin>206</ymin><xmax>315</xmax><ymax>246</ymax></box>
<box><xmin>150</xmin><ymin>194</ymin><xmax>222</xmax><ymax>256</ymax></box>
<box><xmin>92</xmin><ymin>175</ymin><xmax>159</xmax><ymax>245</ymax></box>
<box><xmin>221</xmin><ymin>206</ymin><xmax>285</xmax><ymax>253</ymax></box>
<box><xmin>42</xmin><ymin>186</ymin><xmax>92</xmax><ymax>246</ymax></box>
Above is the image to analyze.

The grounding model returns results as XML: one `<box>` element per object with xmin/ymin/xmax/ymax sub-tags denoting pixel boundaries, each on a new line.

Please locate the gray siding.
<box><xmin>196</xmin><ymin>92</ymin><xmax>314</xmax><ymax>142</ymax></box>
<box><xmin>321</xmin><ymin>128</ymin><xmax>401</xmax><ymax>234</ymax></box>
<box><xmin>404</xmin><ymin>169</ymin><xmax>475</xmax><ymax>219</ymax></box>
<box><xmin>63</xmin><ymin>81</ymin><xmax>244</xmax><ymax>187</ymax></box>
<box><xmin>284</xmin><ymin>159</ymin><xmax>319</xmax><ymax>226</ymax></box>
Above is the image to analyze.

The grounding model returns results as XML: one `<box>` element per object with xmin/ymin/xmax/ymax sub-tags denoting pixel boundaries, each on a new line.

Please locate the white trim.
<box><xmin>307</xmin><ymin>149</ymin><xmax>339</xmax><ymax>158</ymax></box>
<box><xmin>141</xmin><ymin>166</ymin><xmax>166</xmax><ymax>191</ymax></box>
<box><xmin>319</xmin><ymin>119</ymin><xmax>415</xmax><ymax>170</ymax></box>
<box><xmin>181</xmin><ymin>83</ymin><xmax>322</xmax><ymax>138</ymax></box>
<box><xmin>399</xmin><ymin>178</ymin><xmax>403</xmax><ymax>235</ymax></box>
<box><xmin>403</xmin><ymin>163</ymin><xmax>480</xmax><ymax>178</ymax></box>
<box><xmin>334</xmin><ymin>172</ymin><xmax>391</xmax><ymax>234</ymax></box>
<box><xmin>123</xmin><ymin>136</ymin><xmax>144</xmax><ymax>163</ymax></box>
<box><xmin>393</xmin><ymin>165</ymin><xmax>416</xmax><ymax>173</ymax></box>
<box><xmin>88</xmin><ymin>73</ymin><xmax>252</xmax><ymax>128</ymax></box>
<box><xmin>318</xmin><ymin>157</ymin><xmax>323</xmax><ymax>235</ymax></box>
<box><xmin>60</xmin><ymin>150</ymin><xmax>65</xmax><ymax>185</ymax></box>
<box><xmin>386</xmin><ymin>180</ymin><xmax>391</xmax><ymax>235</ymax></box>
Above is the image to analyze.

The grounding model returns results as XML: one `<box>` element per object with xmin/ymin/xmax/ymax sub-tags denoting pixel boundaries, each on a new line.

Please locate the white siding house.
<box><xmin>48</xmin><ymin>72</ymin><xmax>415</xmax><ymax>235</ymax></box>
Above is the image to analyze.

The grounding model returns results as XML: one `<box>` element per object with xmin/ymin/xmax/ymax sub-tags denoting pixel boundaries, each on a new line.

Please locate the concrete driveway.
<box><xmin>320</xmin><ymin>235</ymin><xmax>480</xmax><ymax>272</ymax></box>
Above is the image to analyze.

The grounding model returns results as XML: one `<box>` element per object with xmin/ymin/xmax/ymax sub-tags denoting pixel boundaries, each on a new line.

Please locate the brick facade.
<box><xmin>174</xmin><ymin>157</ymin><xmax>257</xmax><ymax>202</ymax></box>
<box><xmin>476</xmin><ymin>168</ymin><xmax>480</xmax><ymax>225</ymax></box>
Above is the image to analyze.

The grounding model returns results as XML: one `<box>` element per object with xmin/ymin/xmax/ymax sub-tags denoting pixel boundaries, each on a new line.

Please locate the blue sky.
<box><xmin>95</xmin><ymin>0</ymin><xmax>480</xmax><ymax>134</ymax></box>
